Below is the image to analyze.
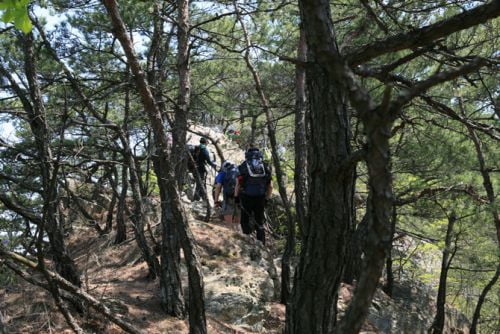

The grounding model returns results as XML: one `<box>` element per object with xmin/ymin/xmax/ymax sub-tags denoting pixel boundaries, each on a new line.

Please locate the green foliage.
<box><xmin>0</xmin><ymin>0</ymin><xmax>498</xmax><ymax>330</ymax></box>
<box><xmin>0</xmin><ymin>0</ymin><xmax>32</xmax><ymax>33</ymax></box>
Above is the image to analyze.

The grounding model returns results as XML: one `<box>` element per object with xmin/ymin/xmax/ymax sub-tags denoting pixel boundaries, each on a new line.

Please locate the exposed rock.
<box><xmin>338</xmin><ymin>282</ymin><xmax>470</xmax><ymax>334</ymax></box>
<box><xmin>190</xmin><ymin>219</ymin><xmax>279</xmax><ymax>332</ymax></box>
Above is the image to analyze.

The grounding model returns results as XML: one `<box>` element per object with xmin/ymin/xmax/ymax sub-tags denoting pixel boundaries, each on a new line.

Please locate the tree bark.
<box><xmin>430</xmin><ymin>213</ymin><xmax>457</xmax><ymax>334</ymax></box>
<box><xmin>470</xmin><ymin>264</ymin><xmax>500</xmax><ymax>334</ymax></box>
<box><xmin>466</xmin><ymin>126</ymin><xmax>500</xmax><ymax>246</ymax></box>
<box><xmin>119</xmin><ymin>135</ymin><xmax>160</xmax><ymax>279</ymax></box>
<box><xmin>115</xmin><ymin>165</ymin><xmax>129</xmax><ymax>244</ymax></box>
<box><xmin>383</xmin><ymin>205</ymin><xmax>397</xmax><ymax>297</ymax></box>
<box><xmin>288</xmin><ymin>1</ymin><xmax>396</xmax><ymax>332</ymax></box>
<box><xmin>153</xmin><ymin>154</ymin><xmax>185</xmax><ymax>317</ymax></box>
<box><xmin>343</xmin><ymin>211</ymin><xmax>368</xmax><ymax>285</ymax></box>
<box><xmin>294</xmin><ymin>26</ymin><xmax>309</xmax><ymax>239</ymax></box>
<box><xmin>146</xmin><ymin>2</ymin><xmax>186</xmax><ymax>316</ymax></box>
<box><xmin>22</xmin><ymin>32</ymin><xmax>81</xmax><ymax>287</ymax></box>
<box><xmin>0</xmin><ymin>308</ymin><xmax>6</xmax><ymax>334</ymax></box>
<box><xmin>286</xmin><ymin>1</ymin><xmax>354</xmax><ymax>331</ymax></box>
<box><xmin>335</xmin><ymin>98</ymin><xmax>394</xmax><ymax>334</ymax></box>
<box><xmin>104</xmin><ymin>182</ymin><xmax>117</xmax><ymax>234</ymax></box>
<box><xmin>173</xmin><ymin>0</ymin><xmax>191</xmax><ymax>186</ymax></box>
<box><xmin>103</xmin><ymin>2</ymin><xmax>206</xmax><ymax>332</ymax></box>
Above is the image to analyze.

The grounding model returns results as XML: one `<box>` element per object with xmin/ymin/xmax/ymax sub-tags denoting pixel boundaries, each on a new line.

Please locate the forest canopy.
<box><xmin>0</xmin><ymin>1</ymin><xmax>498</xmax><ymax>334</ymax></box>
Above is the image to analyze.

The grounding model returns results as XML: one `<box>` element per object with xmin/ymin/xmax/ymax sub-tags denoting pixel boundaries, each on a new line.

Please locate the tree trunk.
<box><xmin>430</xmin><ymin>212</ymin><xmax>457</xmax><ymax>334</ymax></box>
<box><xmin>104</xmin><ymin>164</ymin><xmax>119</xmax><ymax>234</ymax></box>
<box><xmin>470</xmin><ymin>264</ymin><xmax>500</xmax><ymax>334</ymax></box>
<box><xmin>173</xmin><ymin>0</ymin><xmax>191</xmax><ymax>186</ymax></box>
<box><xmin>103</xmin><ymin>2</ymin><xmax>206</xmax><ymax>332</ymax></box>
<box><xmin>235</xmin><ymin>4</ymin><xmax>294</xmax><ymax>304</ymax></box>
<box><xmin>466</xmin><ymin>125</ymin><xmax>500</xmax><ymax>247</ymax></box>
<box><xmin>115</xmin><ymin>165</ymin><xmax>129</xmax><ymax>244</ymax></box>
<box><xmin>21</xmin><ymin>33</ymin><xmax>81</xmax><ymax>287</ymax></box>
<box><xmin>343</xmin><ymin>211</ymin><xmax>368</xmax><ymax>285</ymax></box>
<box><xmin>153</xmin><ymin>155</ymin><xmax>185</xmax><ymax>317</ymax></box>
<box><xmin>383</xmin><ymin>205</ymin><xmax>397</xmax><ymax>296</ymax></box>
<box><xmin>0</xmin><ymin>309</ymin><xmax>6</xmax><ymax>334</ymax></box>
<box><xmin>104</xmin><ymin>187</ymin><xmax>117</xmax><ymax>234</ymax></box>
<box><xmin>286</xmin><ymin>2</ymin><xmax>354</xmax><ymax>330</ymax></box>
<box><xmin>249</xmin><ymin>112</ymin><xmax>257</xmax><ymax>147</ymax></box>
<box><xmin>335</xmin><ymin>100</ymin><xmax>394</xmax><ymax>334</ymax></box>
<box><xmin>466</xmin><ymin>125</ymin><xmax>500</xmax><ymax>334</ymax></box>
<box><xmin>294</xmin><ymin>26</ymin><xmax>308</xmax><ymax>239</ymax></box>
<box><xmin>288</xmin><ymin>2</ymin><xmax>395</xmax><ymax>333</ymax></box>
<box><xmin>120</xmin><ymin>135</ymin><xmax>160</xmax><ymax>279</ymax></box>
<box><xmin>171</xmin><ymin>191</ymin><xmax>207</xmax><ymax>334</ymax></box>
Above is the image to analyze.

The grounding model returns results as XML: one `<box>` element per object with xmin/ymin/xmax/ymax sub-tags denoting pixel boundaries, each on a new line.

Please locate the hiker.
<box><xmin>214</xmin><ymin>160</ymin><xmax>240</xmax><ymax>231</ymax></box>
<box><xmin>234</xmin><ymin>147</ymin><xmax>272</xmax><ymax>244</ymax></box>
<box><xmin>191</xmin><ymin>137</ymin><xmax>217</xmax><ymax>201</ymax></box>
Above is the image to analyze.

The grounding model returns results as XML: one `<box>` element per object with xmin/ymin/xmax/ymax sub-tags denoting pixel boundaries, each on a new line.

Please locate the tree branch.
<box><xmin>0</xmin><ymin>193</ymin><xmax>42</xmax><ymax>225</ymax></box>
<box><xmin>395</xmin><ymin>184</ymin><xmax>488</xmax><ymax>206</ymax></box>
<box><xmin>0</xmin><ymin>246</ymin><xmax>143</xmax><ymax>334</ymax></box>
<box><xmin>392</xmin><ymin>57</ymin><xmax>489</xmax><ymax>109</ymax></box>
<box><xmin>346</xmin><ymin>0</ymin><xmax>500</xmax><ymax>65</ymax></box>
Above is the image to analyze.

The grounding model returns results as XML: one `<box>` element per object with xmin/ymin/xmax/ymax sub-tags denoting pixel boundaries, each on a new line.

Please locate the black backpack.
<box><xmin>239</xmin><ymin>149</ymin><xmax>270</xmax><ymax>197</ymax></box>
<box><xmin>222</xmin><ymin>164</ymin><xmax>239</xmax><ymax>197</ymax></box>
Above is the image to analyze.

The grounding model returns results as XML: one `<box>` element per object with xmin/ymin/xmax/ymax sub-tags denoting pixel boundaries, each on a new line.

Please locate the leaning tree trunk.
<box><xmin>466</xmin><ymin>125</ymin><xmax>500</xmax><ymax>334</ymax></box>
<box><xmin>430</xmin><ymin>212</ymin><xmax>457</xmax><ymax>334</ymax></box>
<box><xmin>103</xmin><ymin>2</ymin><xmax>206</xmax><ymax>332</ymax></box>
<box><xmin>168</xmin><ymin>182</ymin><xmax>207</xmax><ymax>334</ymax></box>
<box><xmin>104</xmin><ymin>182</ymin><xmax>117</xmax><ymax>234</ymax></box>
<box><xmin>235</xmin><ymin>3</ymin><xmax>295</xmax><ymax>304</ymax></box>
<box><xmin>21</xmin><ymin>33</ymin><xmax>81</xmax><ymax>287</ymax></box>
<box><xmin>470</xmin><ymin>264</ymin><xmax>500</xmax><ymax>334</ymax></box>
<box><xmin>119</xmin><ymin>135</ymin><xmax>160</xmax><ymax>279</ymax></box>
<box><xmin>22</xmin><ymin>33</ymin><xmax>84</xmax><ymax>325</ymax></box>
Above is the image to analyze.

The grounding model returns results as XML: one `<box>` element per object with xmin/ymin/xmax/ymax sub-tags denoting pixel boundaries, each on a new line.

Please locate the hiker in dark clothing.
<box><xmin>234</xmin><ymin>148</ymin><xmax>272</xmax><ymax>244</ymax></box>
<box><xmin>193</xmin><ymin>137</ymin><xmax>217</xmax><ymax>201</ymax></box>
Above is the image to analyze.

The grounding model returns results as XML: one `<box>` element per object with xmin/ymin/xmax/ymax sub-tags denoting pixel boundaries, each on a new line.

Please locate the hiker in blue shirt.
<box><xmin>214</xmin><ymin>160</ymin><xmax>240</xmax><ymax>231</ymax></box>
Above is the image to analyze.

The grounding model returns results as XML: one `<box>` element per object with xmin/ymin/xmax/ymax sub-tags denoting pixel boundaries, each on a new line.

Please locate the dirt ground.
<box><xmin>0</xmin><ymin>216</ymin><xmax>285</xmax><ymax>334</ymax></box>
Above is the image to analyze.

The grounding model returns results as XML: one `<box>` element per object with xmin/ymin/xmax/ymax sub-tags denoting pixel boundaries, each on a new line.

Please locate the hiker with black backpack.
<box><xmin>190</xmin><ymin>137</ymin><xmax>217</xmax><ymax>201</ymax></box>
<box><xmin>214</xmin><ymin>160</ymin><xmax>240</xmax><ymax>231</ymax></box>
<box><xmin>234</xmin><ymin>147</ymin><xmax>273</xmax><ymax>245</ymax></box>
